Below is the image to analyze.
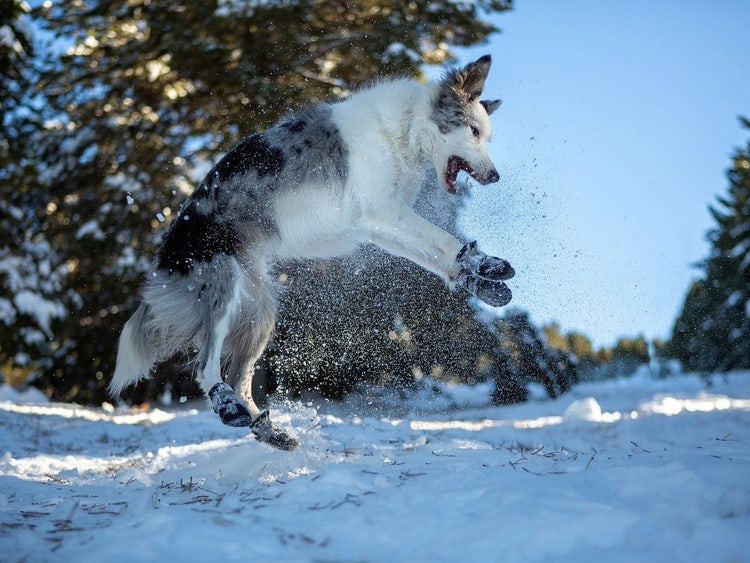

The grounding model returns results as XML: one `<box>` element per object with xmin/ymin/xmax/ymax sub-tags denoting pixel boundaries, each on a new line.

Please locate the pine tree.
<box><xmin>668</xmin><ymin>118</ymin><xmax>750</xmax><ymax>371</ymax></box>
<box><xmin>0</xmin><ymin>1</ymin><xmax>67</xmax><ymax>387</ymax></box>
<box><xmin>493</xmin><ymin>310</ymin><xmax>578</xmax><ymax>400</ymax></box>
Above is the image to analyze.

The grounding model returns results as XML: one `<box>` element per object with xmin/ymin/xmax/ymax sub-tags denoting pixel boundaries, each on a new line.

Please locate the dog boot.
<box><xmin>457</xmin><ymin>269</ymin><xmax>513</xmax><ymax>307</ymax></box>
<box><xmin>250</xmin><ymin>410</ymin><xmax>299</xmax><ymax>451</ymax></box>
<box><xmin>456</xmin><ymin>240</ymin><xmax>515</xmax><ymax>281</ymax></box>
<box><xmin>209</xmin><ymin>382</ymin><xmax>253</xmax><ymax>427</ymax></box>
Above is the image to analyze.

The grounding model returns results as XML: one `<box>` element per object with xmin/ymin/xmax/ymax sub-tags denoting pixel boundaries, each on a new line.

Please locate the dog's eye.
<box><xmin>470</xmin><ymin>126</ymin><xmax>480</xmax><ymax>138</ymax></box>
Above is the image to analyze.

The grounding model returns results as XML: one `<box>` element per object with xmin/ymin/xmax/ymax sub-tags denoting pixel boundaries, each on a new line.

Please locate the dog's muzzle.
<box><xmin>481</xmin><ymin>168</ymin><xmax>500</xmax><ymax>185</ymax></box>
<box><xmin>445</xmin><ymin>156</ymin><xmax>499</xmax><ymax>192</ymax></box>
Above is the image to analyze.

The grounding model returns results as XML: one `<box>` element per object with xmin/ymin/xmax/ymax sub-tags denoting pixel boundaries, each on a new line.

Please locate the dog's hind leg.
<box><xmin>223</xmin><ymin>265</ymin><xmax>299</xmax><ymax>450</ymax></box>
<box><xmin>192</xmin><ymin>261</ymin><xmax>254</xmax><ymax>428</ymax></box>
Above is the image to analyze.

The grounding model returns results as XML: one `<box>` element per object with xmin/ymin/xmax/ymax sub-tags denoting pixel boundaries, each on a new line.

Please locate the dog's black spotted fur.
<box><xmin>157</xmin><ymin>206</ymin><xmax>242</xmax><ymax>275</ymax></box>
<box><xmin>157</xmin><ymin>105</ymin><xmax>349</xmax><ymax>276</ymax></box>
<box><xmin>214</xmin><ymin>134</ymin><xmax>286</xmax><ymax>181</ymax></box>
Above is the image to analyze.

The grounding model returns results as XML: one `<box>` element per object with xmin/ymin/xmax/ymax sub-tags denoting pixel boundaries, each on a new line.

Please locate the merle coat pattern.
<box><xmin>112</xmin><ymin>55</ymin><xmax>515</xmax><ymax>450</ymax></box>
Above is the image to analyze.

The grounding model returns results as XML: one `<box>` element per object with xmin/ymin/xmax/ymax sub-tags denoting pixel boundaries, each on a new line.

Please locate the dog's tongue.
<box><xmin>446</xmin><ymin>158</ymin><xmax>459</xmax><ymax>193</ymax></box>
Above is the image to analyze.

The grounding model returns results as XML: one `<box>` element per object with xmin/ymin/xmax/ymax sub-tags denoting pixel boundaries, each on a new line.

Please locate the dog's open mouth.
<box><xmin>445</xmin><ymin>156</ymin><xmax>475</xmax><ymax>194</ymax></box>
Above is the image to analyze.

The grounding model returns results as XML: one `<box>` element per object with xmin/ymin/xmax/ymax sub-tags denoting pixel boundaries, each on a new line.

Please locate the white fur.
<box><xmin>268</xmin><ymin>78</ymin><xmax>496</xmax><ymax>283</ymax></box>
<box><xmin>110</xmin><ymin>309</ymin><xmax>155</xmax><ymax>397</ymax></box>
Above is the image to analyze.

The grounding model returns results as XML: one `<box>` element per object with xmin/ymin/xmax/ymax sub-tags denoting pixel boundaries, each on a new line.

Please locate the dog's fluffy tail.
<box><xmin>110</xmin><ymin>303</ymin><xmax>157</xmax><ymax>398</ymax></box>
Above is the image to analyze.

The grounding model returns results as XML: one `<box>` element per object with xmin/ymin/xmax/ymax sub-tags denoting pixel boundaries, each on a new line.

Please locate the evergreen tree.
<box><xmin>611</xmin><ymin>335</ymin><xmax>650</xmax><ymax>364</ymax></box>
<box><xmin>0</xmin><ymin>1</ymin><xmax>67</xmax><ymax>387</ymax></box>
<box><xmin>668</xmin><ymin>118</ymin><xmax>750</xmax><ymax>372</ymax></box>
<box><xmin>542</xmin><ymin>322</ymin><xmax>607</xmax><ymax>379</ymax></box>
<box><xmin>3</xmin><ymin>0</ymin><xmax>512</xmax><ymax>402</ymax></box>
<box><xmin>566</xmin><ymin>331</ymin><xmax>596</xmax><ymax>364</ymax></box>
<box><xmin>542</xmin><ymin>322</ymin><xmax>597</xmax><ymax>364</ymax></box>
<box><xmin>0</xmin><ymin>0</ymin><xmax>32</xmax><ymax>110</ymax></box>
<box><xmin>493</xmin><ymin>310</ymin><xmax>578</xmax><ymax>401</ymax></box>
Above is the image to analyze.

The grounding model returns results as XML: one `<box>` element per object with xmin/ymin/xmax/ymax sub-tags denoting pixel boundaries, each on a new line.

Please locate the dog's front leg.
<box><xmin>361</xmin><ymin>206</ymin><xmax>464</xmax><ymax>282</ymax></box>
<box><xmin>360</xmin><ymin>206</ymin><xmax>514</xmax><ymax>307</ymax></box>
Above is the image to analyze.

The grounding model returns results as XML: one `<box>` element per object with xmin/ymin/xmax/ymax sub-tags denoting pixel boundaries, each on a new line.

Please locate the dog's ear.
<box><xmin>457</xmin><ymin>55</ymin><xmax>492</xmax><ymax>100</ymax></box>
<box><xmin>480</xmin><ymin>99</ymin><xmax>502</xmax><ymax>115</ymax></box>
<box><xmin>434</xmin><ymin>55</ymin><xmax>495</xmax><ymax>132</ymax></box>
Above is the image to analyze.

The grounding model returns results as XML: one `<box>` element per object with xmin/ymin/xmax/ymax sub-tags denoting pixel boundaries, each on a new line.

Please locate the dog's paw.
<box><xmin>209</xmin><ymin>382</ymin><xmax>253</xmax><ymax>427</ymax></box>
<box><xmin>457</xmin><ymin>241</ymin><xmax>515</xmax><ymax>281</ymax></box>
<box><xmin>250</xmin><ymin>410</ymin><xmax>299</xmax><ymax>451</ymax></box>
<box><xmin>457</xmin><ymin>270</ymin><xmax>513</xmax><ymax>308</ymax></box>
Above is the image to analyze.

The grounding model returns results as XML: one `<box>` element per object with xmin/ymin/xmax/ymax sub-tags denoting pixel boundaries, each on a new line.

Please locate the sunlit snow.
<box><xmin>0</xmin><ymin>371</ymin><xmax>748</xmax><ymax>561</ymax></box>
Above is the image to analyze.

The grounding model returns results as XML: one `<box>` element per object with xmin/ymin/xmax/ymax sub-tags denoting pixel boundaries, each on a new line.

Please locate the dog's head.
<box><xmin>430</xmin><ymin>55</ymin><xmax>501</xmax><ymax>194</ymax></box>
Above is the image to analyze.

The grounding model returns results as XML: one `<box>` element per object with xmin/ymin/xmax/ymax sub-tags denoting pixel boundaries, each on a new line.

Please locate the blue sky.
<box><xmin>449</xmin><ymin>1</ymin><xmax>749</xmax><ymax>347</ymax></box>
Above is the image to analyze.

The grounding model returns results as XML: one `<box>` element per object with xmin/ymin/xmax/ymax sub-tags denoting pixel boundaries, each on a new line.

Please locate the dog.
<box><xmin>111</xmin><ymin>55</ymin><xmax>515</xmax><ymax>450</ymax></box>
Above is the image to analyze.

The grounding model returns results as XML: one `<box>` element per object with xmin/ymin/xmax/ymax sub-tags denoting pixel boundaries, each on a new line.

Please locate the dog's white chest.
<box><xmin>271</xmin><ymin>187</ymin><xmax>361</xmax><ymax>260</ymax></box>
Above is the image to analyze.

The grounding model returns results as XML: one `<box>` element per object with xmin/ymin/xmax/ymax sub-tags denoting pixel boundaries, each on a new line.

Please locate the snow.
<box><xmin>0</xmin><ymin>25</ymin><xmax>16</xmax><ymax>49</ymax></box>
<box><xmin>12</xmin><ymin>289</ymin><xmax>65</xmax><ymax>335</ymax></box>
<box><xmin>75</xmin><ymin>219</ymin><xmax>105</xmax><ymax>240</ymax></box>
<box><xmin>1</xmin><ymin>371</ymin><xmax>748</xmax><ymax>562</ymax></box>
<box><xmin>0</xmin><ymin>241</ymin><xmax>66</xmax><ymax>343</ymax></box>
<box><xmin>214</xmin><ymin>0</ymin><xmax>269</xmax><ymax>17</ymax></box>
<box><xmin>0</xmin><ymin>384</ymin><xmax>48</xmax><ymax>404</ymax></box>
<box><xmin>0</xmin><ymin>298</ymin><xmax>15</xmax><ymax>326</ymax></box>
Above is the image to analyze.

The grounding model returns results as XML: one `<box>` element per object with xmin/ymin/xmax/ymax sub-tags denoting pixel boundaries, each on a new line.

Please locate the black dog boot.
<box><xmin>209</xmin><ymin>382</ymin><xmax>253</xmax><ymax>427</ymax></box>
<box><xmin>455</xmin><ymin>241</ymin><xmax>514</xmax><ymax>307</ymax></box>
<box><xmin>456</xmin><ymin>270</ymin><xmax>513</xmax><ymax>307</ymax></box>
<box><xmin>456</xmin><ymin>240</ymin><xmax>515</xmax><ymax>281</ymax></box>
<box><xmin>250</xmin><ymin>410</ymin><xmax>299</xmax><ymax>451</ymax></box>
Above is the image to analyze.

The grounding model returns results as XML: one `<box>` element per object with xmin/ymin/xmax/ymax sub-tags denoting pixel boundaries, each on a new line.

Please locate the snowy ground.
<box><xmin>1</xmin><ymin>370</ymin><xmax>749</xmax><ymax>562</ymax></box>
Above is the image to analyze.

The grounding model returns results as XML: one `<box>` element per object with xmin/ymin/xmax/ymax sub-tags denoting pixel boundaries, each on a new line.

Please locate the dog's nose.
<box><xmin>484</xmin><ymin>169</ymin><xmax>500</xmax><ymax>184</ymax></box>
